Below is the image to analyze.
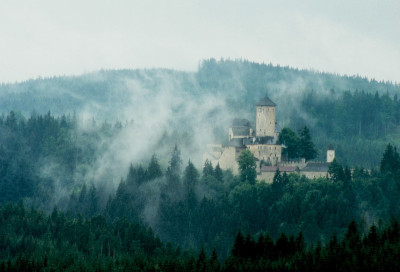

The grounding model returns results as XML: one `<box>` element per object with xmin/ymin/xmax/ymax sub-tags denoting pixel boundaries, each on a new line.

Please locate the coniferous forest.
<box><xmin>1</xmin><ymin>60</ymin><xmax>400</xmax><ymax>270</ymax></box>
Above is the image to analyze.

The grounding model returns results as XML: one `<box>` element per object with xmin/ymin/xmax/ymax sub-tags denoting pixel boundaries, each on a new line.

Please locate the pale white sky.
<box><xmin>0</xmin><ymin>0</ymin><xmax>399</xmax><ymax>83</ymax></box>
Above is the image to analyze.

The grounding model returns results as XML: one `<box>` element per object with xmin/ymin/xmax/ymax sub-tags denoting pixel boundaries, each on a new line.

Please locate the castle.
<box><xmin>203</xmin><ymin>95</ymin><xmax>334</xmax><ymax>182</ymax></box>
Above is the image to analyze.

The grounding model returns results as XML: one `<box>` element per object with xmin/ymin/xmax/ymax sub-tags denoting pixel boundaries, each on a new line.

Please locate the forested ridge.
<box><xmin>1</xmin><ymin>59</ymin><xmax>400</xmax><ymax>167</ymax></box>
<box><xmin>2</xmin><ymin>59</ymin><xmax>400</xmax><ymax>269</ymax></box>
<box><xmin>2</xmin><ymin>203</ymin><xmax>400</xmax><ymax>271</ymax></box>
<box><xmin>2</xmin><ymin>111</ymin><xmax>400</xmax><ymax>267</ymax></box>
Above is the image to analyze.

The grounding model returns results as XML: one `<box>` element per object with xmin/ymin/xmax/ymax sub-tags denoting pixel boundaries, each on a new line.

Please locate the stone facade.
<box><xmin>256</xmin><ymin>106</ymin><xmax>276</xmax><ymax>137</ymax></box>
<box><xmin>247</xmin><ymin>144</ymin><xmax>281</xmax><ymax>165</ymax></box>
<box><xmin>259</xmin><ymin>166</ymin><xmax>299</xmax><ymax>183</ymax></box>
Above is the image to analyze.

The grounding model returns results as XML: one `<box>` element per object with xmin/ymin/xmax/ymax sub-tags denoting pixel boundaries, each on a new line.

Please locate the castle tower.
<box><xmin>256</xmin><ymin>95</ymin><xmax>276</xmax><ymax>137</ymax></box>
<box><xmin>327</xmin><ymin>144</ymin><xmax>335</xmax><ymax>163</ymax></box>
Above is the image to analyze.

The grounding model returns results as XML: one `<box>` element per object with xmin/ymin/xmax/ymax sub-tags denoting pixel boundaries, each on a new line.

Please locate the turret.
<box><xmin>327</xmin><ymin>144</ymin><xmax>335</xmax><ymax>163</ymax></box>
<box><xmin>256</xmin><ymin>95</ymin><xmax>276</xmax><ymax>137</ymax></box>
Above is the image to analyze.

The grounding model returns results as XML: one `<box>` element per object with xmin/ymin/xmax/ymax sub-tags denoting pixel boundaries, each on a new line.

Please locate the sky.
<box><xmin>0</xmin><ymin>0</ymin><xmax>399</xmax><ymax>83</ymax></box>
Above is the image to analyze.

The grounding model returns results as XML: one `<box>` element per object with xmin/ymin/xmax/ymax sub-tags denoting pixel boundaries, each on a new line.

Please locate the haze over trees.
<box><xmin>1</xmin><ymin>59</ymin><xmax>400</xmax><ymax>269</ymax></box>
<box><xmin>1</xmin><ymin>59</ymin><xmax>399</xmax><ymax>167</ymax></box>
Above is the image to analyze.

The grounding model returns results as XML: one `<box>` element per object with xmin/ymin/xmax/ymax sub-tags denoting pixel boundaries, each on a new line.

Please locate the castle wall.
<box><xmin>300</xmin><ymin>171</ymin><xmax>328</xmax><ymax>179</ymax></box>
<box><xmin>247</xmin><ymin>144</ymin><xmax>282</xmax><ymax>166</ymax></box>
<box><xmin>280</xmin><ymin>159</ymin><xmax>307</xmax><ymax>169</ymax></box>
<box><xmin>256</xmin><ymin>106</ymin><xmax>275</xmax><ymax>137</ymax></box>
<box><xmin>258</xmin><ymin>172</ymin><xmax>276</xmax><ymax>183</ymax></box>
<box><xmin>218</xmin><ymin>146</ymin><xmax>242</xmax><ymax>175</ymax></box>
<box><xmin>202</xmin><ymin>144</ymin><xmax>223</xmax><ymax>167</ymax></box>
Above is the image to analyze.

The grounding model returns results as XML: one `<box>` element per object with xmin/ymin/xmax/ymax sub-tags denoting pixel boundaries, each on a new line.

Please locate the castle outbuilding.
<box><xmin>203</xmin><ymin>95</ymin><xmax>333</xmax><ymax>182</ymax></box>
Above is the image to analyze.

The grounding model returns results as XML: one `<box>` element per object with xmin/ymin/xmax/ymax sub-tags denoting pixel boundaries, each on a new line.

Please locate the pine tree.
<box><xmin>202</xmin><ymin>159</ymin><xmax>214</xmax><ymax>177</ymax></box>
<box><xmin>87</xmin><ymin>184</ymin><xmax>98</xmax><ymax>217</ymax></box>
<box><xmin>214</xmin><ymin>163</ymin><xmax>223</xmax><ymax>182</ymax></box>
<box><xmin>298</xmin><ymin>126</ymin><xmax>317</xmax><ymax>161</ymax></box>
<box><xmin>209</xmin><ymin>248</ymin><xmax>220</xmax><ymax>272</ymax></box>
<box><xmin>380</xmin><ymin>143</ymin><xmax>400</xmax><ymax>176</ymax></box>
<box><xmin>184</xmin><ymin>160</ymin><xmax>199</xmax><ymax>192</ymax></box>
<box><xmin>166</xmin><ymin>145</ymin><xmax>182</xmax><ymax>184</ymax></box>
<box><xmin>273</xmin><ymin>169</ymin><xmax>282</xmax><ymax>184</ymax></box>
<box><xmin>279</xmin><ymin>127</ymin><xmax>300</xmax><ymax>160</ymax></box>
<box><xmin>196</xmin><ymin>247</ymin><xmax>207</xmax><ymax>272</ymax></box>
<box><xmin>328</xmin><ymin>159</ymin><xmax>345</xmax><ymax>182</ymax></box>
<box><xmin>238</xmin><ymin>149</ymin><xmax>256</xmax><ymax>185</ymax></box>
<box><xmin>232</xmin><ymin>230</ymin><xmax>245</xmax><ymax>258</ymax></box>
<box><xmin>146</xmin><ymin>154</ymin><xmax>163</xmax><ymax>180</ymax></box>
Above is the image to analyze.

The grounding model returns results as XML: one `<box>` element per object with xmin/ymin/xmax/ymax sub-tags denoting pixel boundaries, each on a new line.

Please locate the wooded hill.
<box><xmin>1</xmin><ymin>60</ymin><xmax>400</xmax><ymax>269</ymax></box>
<box><xmin>1</xmin><ymin>59</ymin><xmax>399</xmax><ymax>167</ymax></box>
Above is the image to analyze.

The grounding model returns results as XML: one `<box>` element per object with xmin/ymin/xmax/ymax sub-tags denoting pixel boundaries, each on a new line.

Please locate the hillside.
<box><xmin>1</xmin><ymin>59</ymin><xmax>399</xmax><ymax>167</ymax></box>
<box><xmin>2</xmin><ymin>61</ymin><xmax>400</xmax><ymax>261</ymax></box>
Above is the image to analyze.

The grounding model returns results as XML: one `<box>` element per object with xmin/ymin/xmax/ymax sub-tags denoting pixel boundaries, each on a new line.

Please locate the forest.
<box><xmin>1</xmin><ymin>59</ymin><xmax>400</xmax><ymax>269</ymax></box>
<box><xmin>2</xmin><ymin>202</ymin><xmax>400</xmax><ymax>271</ymax></box>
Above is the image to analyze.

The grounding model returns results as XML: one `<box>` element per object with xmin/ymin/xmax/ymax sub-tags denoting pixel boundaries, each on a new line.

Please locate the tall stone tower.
<box><xmin>256</xmin><ymin>95</ymin><xmax>276</xmax><ymax>137</ymax></box>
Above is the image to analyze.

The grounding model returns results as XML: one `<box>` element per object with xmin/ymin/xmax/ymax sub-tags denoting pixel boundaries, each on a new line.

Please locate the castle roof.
<box><xmin>261</xmin><ymin>166</ymin><xmax>298</xmax><ymax>172</ymax></box>
<box><xmin>231</xmin><ymin>127</ymin><xmax>252</xmax><ymax>136</ymax></box>
<box><xmin>232</xmin><ymin>118</ymin><xmax>251</xmax><ymax>127</ymax></box>
<box><xmin>243</xmin><ymin>136</ymin><xmax>276</xmax><ymax>145</ymax></box>
<box><xmin>301</xmin><ymin>162</ymin><xmax>330</xmax><ymax>172</ymax></box>
<box><xmin>257</xmin><ymin>95</ymin><xmax>276</xmax><ymax>107</ymax></box>
<box><xmin>227</xmin><ymin>138</ymin><xmax>245</xmax><ymax>148</ymax></box>
<box><xmin>328</xmin><ymin>144</ymin><xmax>334</xmax><ymax>150</ymax></box>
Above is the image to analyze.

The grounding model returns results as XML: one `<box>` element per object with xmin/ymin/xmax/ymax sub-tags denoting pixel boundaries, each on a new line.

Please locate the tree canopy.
<box><xmin>237</xmin><ymin>149</ymin><xmax>257</xmax><ymax>184</ymax></box>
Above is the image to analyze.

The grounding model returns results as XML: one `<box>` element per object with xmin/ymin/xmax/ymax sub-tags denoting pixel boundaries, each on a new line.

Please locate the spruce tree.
<box><xmin>202</xmin><ymin>159</ymin><xmax>214</xmax><ymax>177</ymax></box>
<box><xmin>279</xmin><ymin>127</ymin><xmax>300</xmax><ymax>160</ymax></box>
<box><xmin>146</xmin><ymin>154</ymin><xmax>163</xmax><ymax>180</ymax></box>
<box><xmin>184</xmin><ymin>160</ymin><xmax>199</xmax><ymax>192</ymax></box>
<box><xmin>238</xmin><ymin>149</ymin><xmax>257</xmax><ymax>185</ymax></box>
<box><xmin>166</xmin><ymin>145</ymin><xmax>182</xmax><ymax>184</ymax></box>
<box><xmin>298</xmin><ymin>126</ymin><xmax>317</xmax><ymax>161</ymax></box>
<box><xmin>214</xmin><ymin>163</ymin><xmax>223</xmax><ymax>182</ymax></box>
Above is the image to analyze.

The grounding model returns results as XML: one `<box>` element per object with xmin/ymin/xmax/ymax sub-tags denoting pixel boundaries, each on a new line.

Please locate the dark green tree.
<box><xmin>87</xmin><ymin>184</ymin><xmax>98</xmax><ymax>217</ymax></box>
<box><xmin>328</xmin><ymin>159</ymin><xmax>345</xmax><ymax>182</ymax></box>
<box><xmin>196</xmin><ymin>247</ymin><xmax>207</xmax><ymax>272</ymax></box>
<box><xmin>279</xmin><ymin>127</ymin><xmax>300</xmax><ymax>160</ymax></box>
<box><xmin>231</xmin><ymin>230</ymin><xmax>245</xmax><ymax>258</ymax></box>
<box><xmin>202</xmin><ymin>159</ymin><xmax>214</xmax><ymax>177</ymax></box>
<box><xmin>298</xmin><ymin>126</ymin><xmax>317</xmax><ymax>161</ymax></box>
<box><xmin>184</xmin><ymin>160</ymin><xmax>199</xmax><ymax>192</ymax></box>
<box><xmin>146</xmin><ymin>154</ymin><xmax>163</xmax><ymax>180</ymax></box>
<box><xmin>214</xmin><ymin>163</ymin><xmax>223</xmax><ymax>182</ymax></box>
<box><xmin>380</xmin><ymin>143</ymin><xmax>400</xmax><ymax>176</ymax></box>
<box><xmin>238</xmin><ymin>149</ymin><xmax>256</xmax><ymax>184</ymax></box>
<box><xmin>273</xmin><ymin>169</ymin><xmax>282</xmax><ymax>184</ymax></box>
<box><xmin>166</xmin><ymin>145</ymin><xmax>182</xmax><ymax>184</ymax></box>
